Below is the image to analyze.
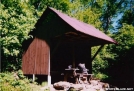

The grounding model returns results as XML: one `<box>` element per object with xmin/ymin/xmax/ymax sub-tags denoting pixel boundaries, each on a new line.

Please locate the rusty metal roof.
<box><xmin>48</xmin><ymin>7</ymin><xmax>117</xmax><ymax>44</ymax></box>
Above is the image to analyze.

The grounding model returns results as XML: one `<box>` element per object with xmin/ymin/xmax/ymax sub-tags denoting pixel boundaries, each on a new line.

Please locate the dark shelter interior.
<box><xmin>50</xmin><ymin>38</ymin><xmax>92</xmax><ymax>83</ymax></box>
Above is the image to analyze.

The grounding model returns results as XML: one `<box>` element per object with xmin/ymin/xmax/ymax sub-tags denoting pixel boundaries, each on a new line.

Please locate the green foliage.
<box><xmin>104</xmin><ymin>24</ymin><xmax>134</xmax><ymax>86</ymax></box>
<box><xmin>27</xmin><ymin>0</ymin><xmax>70</xmax><ymax>12</ymax></box>
<box><xmin>68</xmin><ymin>0</ymin><xmax>103</xmax><ymax>29</ymax></box>
<box><xmin>93</xmin><ymin>72</ymin><xmax>109</xmax><ymax>80</ymax></box>
<box><xmin>1</xmin><ymin>0</ymin><xmax>71</xmax><ymax>72</ymax></box>
<box><xmin>44</xmin><ymin>88</ymin><xmax>50</xmax><ymax>91</ymax></box>
<box><xmin>1</xmin><ymin>0</ymin><xmax>37</xmax><ymax>71</ymax></box>
<box><xmin>92</xmin><ymin>45</ymin><xmax>113</xmax><ymax>80</ymax></box>
<box><xmin>119</xmin><ymin>10</ymin><xmax>134</xmax><ymax>26</ymax></box>
<box><xmin>17</xmin><ymin>70</ymin><xmax>25</xmax><ymax>79</ymax></box>
<box><xmin>112</xmin><ymin>24</ymin><xmax>134</xmax><ymax>54</ymax></box>
<box><xmin>0</xmin><ymin>70</ymin><xmax>42</xmax><ymax>91</ymax></box>
<box><xmin>41</xmin><ymin>81</ymin><xmax>48</xmax><ymax>86</ymax></box>
<box><xmin>0</xmin><ymin>71</ymin><xmax>30</xmax><ymax>91</ymax></box>
<box><xmin>1</xmin><ymin>1</ymin><xmax>36</xmax><ymax>56</ymax></box>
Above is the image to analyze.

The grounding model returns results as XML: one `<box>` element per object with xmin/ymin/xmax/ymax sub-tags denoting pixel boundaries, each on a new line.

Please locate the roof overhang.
<box><xmin>34</xmin><ymin>7</ymin><xmax>117</xmax><ymax>46</ymax></box>
<box><xmin>48</xmin><ymin>7</ymin><xmax>117</xmax><ymax>44</ymax></box>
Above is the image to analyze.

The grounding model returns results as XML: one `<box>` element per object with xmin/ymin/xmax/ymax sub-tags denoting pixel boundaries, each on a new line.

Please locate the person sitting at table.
<box><xmin>78</xmin><ymin>63</ymin><xmax>90</xmax><ymax>84</ymax></box>
<box><xmin>78</xmin><ymin>63</ymin><xmax>88</xmax><ymax>74</ymax></box>
<box><xmin>68</xmin><ymin>65</ymin><xmax>72</xmax><ymax>69</ymax></box>
<box><xmin>64</xmin><ymin>65</ymin><xmax>78</xmax><ymax>83</ymax></box>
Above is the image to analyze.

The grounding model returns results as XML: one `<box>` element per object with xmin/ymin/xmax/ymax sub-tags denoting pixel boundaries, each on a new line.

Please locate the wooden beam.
<box><xmin>33</xmin><ymin>74</ymin><xmax>35</xmax><ymax>82</ymax></box>
<box><xmin>72</xmin><ymin>43</ymin><xmax>75</xmax><ymax>68</ymax></box>
<box><xmin>48</xmin><ymin>49</ymin><xmax>51</xmax><ymax>86</ymax></box>
<box><xmin>91</xmin><ymin>45</ymin><xmax>104</xmax><ymax>62</ymax></box>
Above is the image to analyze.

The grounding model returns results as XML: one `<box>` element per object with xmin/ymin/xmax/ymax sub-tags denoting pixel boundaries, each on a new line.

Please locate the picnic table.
<box><xmin>64</xmin><ymin>68</ymin><xmax>93</xmax><ymax>84</ymax></box>
<box><xmin>64</xmin><ymin>68</ymin><xmax>79</xmax><ymax>83</ymax></box>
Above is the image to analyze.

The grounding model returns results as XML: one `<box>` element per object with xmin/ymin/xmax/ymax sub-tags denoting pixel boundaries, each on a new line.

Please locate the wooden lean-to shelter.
<box><xmin>22</xmin><ymin>7</ymin><xmax>117</xmax><ymax>84</ymax></box>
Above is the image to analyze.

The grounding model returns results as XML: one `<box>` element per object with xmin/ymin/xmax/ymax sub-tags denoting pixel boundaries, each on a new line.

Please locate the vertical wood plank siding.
<box><xmin>22</xmin><ymin>37</ymin><xmax>49</xmax><ymax>75</ymax></box>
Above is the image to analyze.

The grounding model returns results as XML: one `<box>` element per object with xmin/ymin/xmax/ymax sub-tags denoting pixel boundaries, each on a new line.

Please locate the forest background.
<box><xmin>1</xmin><ymin>0</ymin><xmax>134</xmax><ymax>88</ymax></box>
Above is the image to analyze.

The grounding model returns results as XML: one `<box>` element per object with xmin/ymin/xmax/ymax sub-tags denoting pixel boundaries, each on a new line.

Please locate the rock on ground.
<box><xmin>41</xmin><ymin>80</ymin><xmax>111</xmax><ymax>91</ymax></box>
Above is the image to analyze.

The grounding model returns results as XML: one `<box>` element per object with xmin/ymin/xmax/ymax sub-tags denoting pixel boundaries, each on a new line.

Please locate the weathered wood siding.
<box><xmin>22</xmin><ymin>37</ymin><xmax>49</xmax><ymax>75</ymax></box>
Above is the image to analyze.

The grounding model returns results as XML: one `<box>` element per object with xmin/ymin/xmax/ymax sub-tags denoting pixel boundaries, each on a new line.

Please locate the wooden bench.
<box><xmin>64</xmin><ymin>68</ymin><xmax>93</xmax><ymax>84</ymax></box>
<box><xmin>64</xmin><ymin>68</ymin><xmax>79</xmax><ymax>83</ymax></box>
<box><xmin>76</xmin><ymin>73</ymin><xmax>93</xmax><ymax>84</ymax></box>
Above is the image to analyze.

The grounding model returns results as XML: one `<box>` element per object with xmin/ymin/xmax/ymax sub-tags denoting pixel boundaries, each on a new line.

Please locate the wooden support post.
<box><xmin>48</xmin><ymin>75</ymin><xmax>51</xmax><ymax>86</ymax></box>
<box><xmin>33</xmin><ymin>74</ymin><xmax>35</xmax><ymax>82</ymax></box>
<box><xmin>48</xmin><ymin>49</ymin><xmax>51</xmax><ymax>86</ymax></box>
<box><xmin>72</xmin><ymin>44</ymin><xmax>75</xmax><ymax>68</ymax></box>
<box><xmin>91</xmin><ymin>45</ymin><xmax>104</xmax><ymax>62</ymax></box>
<box><xmin>86</xmin><ymin>46</ymin><xmax>92</xmax><ymax>74</ymax></box>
